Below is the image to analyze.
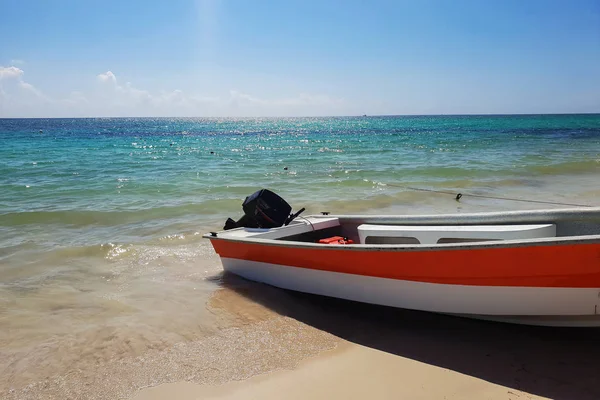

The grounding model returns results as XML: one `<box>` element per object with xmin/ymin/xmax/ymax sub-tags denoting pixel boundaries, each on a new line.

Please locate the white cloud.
<box><xmin>1</xmin><ymin>67</ymin><xmax>348</xmax><ymax>117</ymax></box>
<box><xmin>0</xmin><ymin>66</ymin><xmax>53</xmax><ymax>116</ymax></box>
<box><xmin>0</xmin><ymin>66</ymin><xmax>43</xmax><ymax>98</ymax></box>
<box><xmin>229</xmin><ymin>90</ymin><xmax>266</xmax><ymax>105</ymax></box>
<box><xmin>19</xmin><ymin>81</ymin><xmax>44</xmax><ymax>97</ymax></box>
<box><xmin>0</xmin><ymin>66</ymin><xmax>24</xmax><ymax>80</ymax></box>
<box><xmin>97</xmin><ymin>71</ymin><xmax>117</xmax><ymax>84</ymax></box>
<box><xmin>90</xmin><ymin>71</ymin><xmax>346</xmax><ymax>117</ymax></box>
<box><xmin>0</xmin><ymin>65</ymin><xmax>46</xmax><ymax>98</ymax></box>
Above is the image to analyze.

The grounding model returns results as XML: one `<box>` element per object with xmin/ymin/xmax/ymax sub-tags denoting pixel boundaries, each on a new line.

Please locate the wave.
<box><xmin>0</xmin><ymin>231</ymin><xmax>214</xmax><ymax>273</ymax></box>
<box><xmin>0</xmin><ymin>199</ymin><xmax>241</xmax><ymax>227</ymax></box>
<box><xmin>527</xmin><ymin>159</ymin><xmax>600</xmax><ymax>175</ymax></box>
<box><xmin>3</xmin><ymin>159</ymin><xmax>597</xmax><ymax>229</ymax></box>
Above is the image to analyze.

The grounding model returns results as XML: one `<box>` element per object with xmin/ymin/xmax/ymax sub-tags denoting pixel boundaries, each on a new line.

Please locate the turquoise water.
<box><xmin>2</xmin><ymin>114</ymin><xmax>600</xmax><ymax>398</ymax></box>
<box><xmin>2</xmin><ymin>115</ymin><xmax>600</xmax><ymax>250</ymax></box>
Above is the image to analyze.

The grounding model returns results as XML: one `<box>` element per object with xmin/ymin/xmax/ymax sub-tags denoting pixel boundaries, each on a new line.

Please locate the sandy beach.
<box><xmin>132</xmin><ymin>275</ymin><xmax>600</xmax><ymax>400</ymax></box>
<box><xmin>133</xmin><ymin>342</ymin><xmax>546</xmax><ymax>400</ymax></box>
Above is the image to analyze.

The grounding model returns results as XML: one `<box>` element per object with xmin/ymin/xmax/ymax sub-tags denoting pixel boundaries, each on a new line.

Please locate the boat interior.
<box><xmin>213</xmin><ymin>208</ymin><xmax>600</xmax><ymax>246</ymax></box>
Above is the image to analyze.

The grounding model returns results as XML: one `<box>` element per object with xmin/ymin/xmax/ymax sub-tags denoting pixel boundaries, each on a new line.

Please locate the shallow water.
<box><xmin>1</xmin><ymin>115</ymin><xmax>600</xmax><ymax>398</ymax></box>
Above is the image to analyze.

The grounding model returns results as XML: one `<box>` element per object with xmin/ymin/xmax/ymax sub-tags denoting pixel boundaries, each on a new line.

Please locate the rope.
<box><xmin>383</xmin><ymin>183</ymin><xmax>594</xmax><ymax>208</ymax></box>
<box><xmin>297</xmin><ymin>215</ymin><xmax>316</xmax><ymax>231</ymax></box>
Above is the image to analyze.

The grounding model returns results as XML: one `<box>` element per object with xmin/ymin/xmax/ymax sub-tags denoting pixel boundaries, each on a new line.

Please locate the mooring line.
<box><xmin>383</xmin><ymin>183</ymin><xmax>594</xmax><ymax>208</ymax></box>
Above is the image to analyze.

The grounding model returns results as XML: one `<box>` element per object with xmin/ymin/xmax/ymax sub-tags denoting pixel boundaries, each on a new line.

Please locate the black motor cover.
<box><xmin>224</xmin><ymin>189</ymin><xmax>293</xmax><ymax>230</ymax></box>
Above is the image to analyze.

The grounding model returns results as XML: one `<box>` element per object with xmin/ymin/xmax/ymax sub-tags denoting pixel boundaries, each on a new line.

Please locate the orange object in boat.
<box><xmin>318</xmin><ymin>236</ymin><xmax>354</xmax><ymax>245</ymax></box>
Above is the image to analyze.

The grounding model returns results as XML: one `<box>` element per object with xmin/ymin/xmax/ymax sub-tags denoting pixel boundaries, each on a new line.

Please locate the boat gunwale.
<box><xmin>315</xmin><ymin>206</ymin><xmax>600</xmax><ymax>224</ymax></box>
<box><xmin>204</xmin><ymin>232</ymin><xmax>600</xmax><ymax>252</ymax></box>
<box><xmin>204</xmin><ymin>207</ymin><xmax>600</xmax><ymax>251</ymax></box>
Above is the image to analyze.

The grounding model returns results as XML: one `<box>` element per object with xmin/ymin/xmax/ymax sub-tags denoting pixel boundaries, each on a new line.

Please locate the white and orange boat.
<box><xmin>205</xmin><ymin>189</ymin><xmax>600</xmax><ymax>327</ymax></box>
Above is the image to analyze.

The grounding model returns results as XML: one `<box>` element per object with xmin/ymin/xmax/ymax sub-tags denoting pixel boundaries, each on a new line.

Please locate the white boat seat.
<box><xmin>357</xmin><ymin>223</ymin><xmax>556</xmax><ymax>245</ymax></box>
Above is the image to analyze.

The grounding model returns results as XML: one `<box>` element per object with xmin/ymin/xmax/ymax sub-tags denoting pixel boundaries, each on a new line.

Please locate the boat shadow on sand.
<box><xmin>212</xmin><ymin>272</ymin><xmax>600</xmax><ymax>400</ymax></box>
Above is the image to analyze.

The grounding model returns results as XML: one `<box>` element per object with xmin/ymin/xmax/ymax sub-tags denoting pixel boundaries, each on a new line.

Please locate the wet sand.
<box><xmin>1</xmin><ymin>275</ymin><xmax>339</xmax><ymax>400</ymax></box>
<box><xmin>135</xmin><ymin>273</ymin><xmax>600</xmax><ymax>400</ymax></box>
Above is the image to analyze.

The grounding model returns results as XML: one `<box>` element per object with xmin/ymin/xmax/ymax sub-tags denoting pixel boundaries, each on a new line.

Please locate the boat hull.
<box><xmin>220</xmin><ymin>257</ymin><xmax>600</xmax><ymax>326</ymax></box>
<box><xmin>211</xmin><ymin>239</ymin><xmax>600</xmax><ymax>327</ymax></box>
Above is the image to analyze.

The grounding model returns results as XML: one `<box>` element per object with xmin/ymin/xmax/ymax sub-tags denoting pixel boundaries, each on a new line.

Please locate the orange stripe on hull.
<box><xmin>210</xmin><ymin>240</ymin><xmax>600</xmax><ymax>288</ymax></box>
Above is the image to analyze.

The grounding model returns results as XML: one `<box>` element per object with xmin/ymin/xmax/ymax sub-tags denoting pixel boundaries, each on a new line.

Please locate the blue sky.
<box><xmin>0</xmin><ymin>0</ymin><xmax>599</xmax><ymax>117</ymax></box>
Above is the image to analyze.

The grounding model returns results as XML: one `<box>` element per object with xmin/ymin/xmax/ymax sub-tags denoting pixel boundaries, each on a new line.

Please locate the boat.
<box><xmin>204</xmin><ymin>189</ymin><xmax>600</xmax><ymax>327</ymax></box>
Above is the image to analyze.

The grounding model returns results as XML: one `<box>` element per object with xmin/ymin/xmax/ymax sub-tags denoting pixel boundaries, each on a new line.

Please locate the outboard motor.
<box><xmin>224</xmin><ymin>189</ymin><xmax>305</xmax><ymax>230</ymax></box>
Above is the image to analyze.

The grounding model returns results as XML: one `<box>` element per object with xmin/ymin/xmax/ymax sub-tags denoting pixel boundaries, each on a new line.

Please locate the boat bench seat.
<box><xmin>357</xmin><ymin>223</ymin><xmax>556</xmax><ymax>245</ymax></box>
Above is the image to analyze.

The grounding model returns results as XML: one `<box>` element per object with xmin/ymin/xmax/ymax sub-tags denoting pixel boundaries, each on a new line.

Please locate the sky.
<box><xmin>0</xmin><ymin>0</ymin><xmax>599</xmax><ymax>117</ymax></box>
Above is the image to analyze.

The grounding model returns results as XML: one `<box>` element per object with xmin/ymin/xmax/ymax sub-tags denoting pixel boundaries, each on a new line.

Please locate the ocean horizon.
<box><xmin>2</xmin><ymin>112</ymin><xmax>599</xmax><ymax>119</ymax></box>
